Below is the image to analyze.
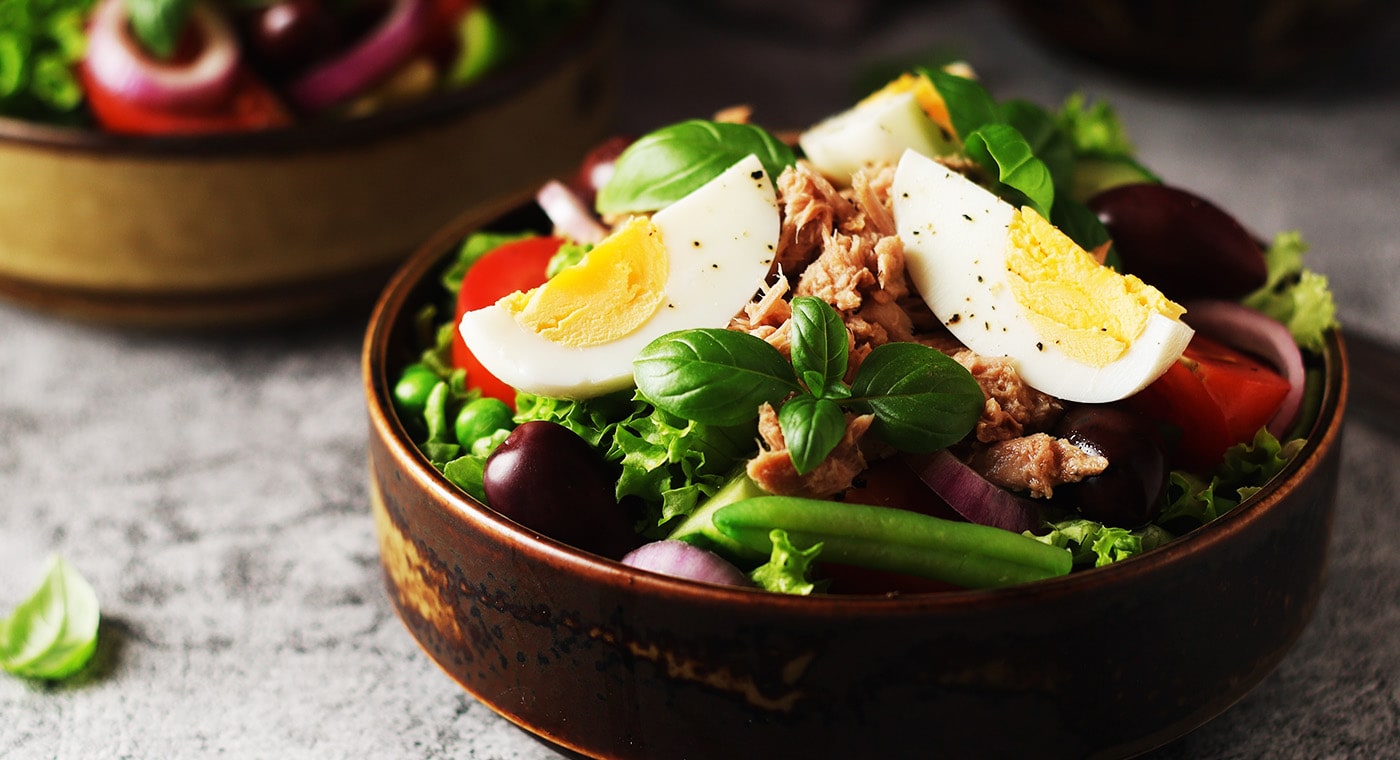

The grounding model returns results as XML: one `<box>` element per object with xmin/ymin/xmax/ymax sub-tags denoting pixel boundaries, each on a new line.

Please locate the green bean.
<box><xmin>663</xmin><ymin>469</ymin><xmax>770</xmax><ymax>559</ymax></box>
<box><xmin>713</xmin><ymin>496</ymin><xmax>1073</xmax><ymax>589</ymax></box>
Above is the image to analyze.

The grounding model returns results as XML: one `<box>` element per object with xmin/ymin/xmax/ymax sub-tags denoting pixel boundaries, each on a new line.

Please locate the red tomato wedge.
<box><xmin>451</xmin><ymin>236</ymin><xmax>565</xmax><ymax>407</ymax></box>
<box><xmin>1126</xmin><ymin>334</ymin><xmax>1292</xmax><ymax>473</ymax></box>
<box><xmin>81</xmin><ymin>65</ymin><xmax>292</xmax><ymax>135</ymax></box>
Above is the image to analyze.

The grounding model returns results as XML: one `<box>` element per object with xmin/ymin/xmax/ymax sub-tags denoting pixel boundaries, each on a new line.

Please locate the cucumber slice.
<box><xmin>1072</xmin><ymin>156</ymin><xmax>1161</xmax><ymax>202</ymax></box>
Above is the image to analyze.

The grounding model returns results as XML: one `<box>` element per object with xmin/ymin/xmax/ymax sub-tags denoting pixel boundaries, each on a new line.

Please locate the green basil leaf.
<box><xmin>596</xmin><ymin>120</ymin><xmax>795</xmax><ymax>215</ymax></box>
<box><xmin>778</xmin><ymin>395</ymin><xmax>848</xmax><ymax>475</ymax></box>
<box><xmin>999</xmin><ymin>99</ymin><xmax>1075</xmax><ymax>193</ymax></box>
<box><xmin>920</xmin><ymin>68</ymin><xmax>1000</xmax><ymax>141</ymax></box>
<box><xmin>634</xmin><ymin>328</ymin><xmax>799</xmax><ymax>426</ymax></box>
<box><xmin>849</xmin><ymin>342</ymin><xmax>983</xmax><ymax>452</ymax></box>
<box><xmin>963</xmin><ymin>123</ymin><xmax>1055</xmax><ymax>219</ymax></box>
<box><xmin>123</xmin><ymin>0</ymin><xmax>196</xmax><ymax>60</ymax></box>
<box><xmin>789</xmin><ymin>296</ymin><xmax>849</xmax><ymax>397</ymax></box>
<box><xmin>1</xmin><ymin>555</ymin><xmax>100</xmax><ymax>680</ymax></box>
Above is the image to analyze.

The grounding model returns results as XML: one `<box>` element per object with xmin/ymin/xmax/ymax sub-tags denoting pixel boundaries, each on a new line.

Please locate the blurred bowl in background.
<box><xmin>999</xmin><ymin>0</ymin><xmax>1397</xmax><ymax>86</ymax></box>
<box><xmin>0</xmin><ymin>2</ymin><xmax>617</xmax><ymax>327</ymax></box>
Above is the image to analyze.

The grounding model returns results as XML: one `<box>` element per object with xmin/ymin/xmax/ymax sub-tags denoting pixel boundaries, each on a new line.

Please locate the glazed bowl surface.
<box><xmin>364</xmin><ymin>207</ymin><xmax>1348</xmax><ymax>760</ymax></box>
<box><xmin>0</xmin><ymin>4</ymin><xmax>616</xmax><ymax>327</ymax></box>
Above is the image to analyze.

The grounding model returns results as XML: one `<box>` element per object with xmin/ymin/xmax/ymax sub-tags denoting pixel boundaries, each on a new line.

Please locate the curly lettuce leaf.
<box><xmin>1243</xmin><ymin>231</ymin><xmax>1339</xmax><ymax>353</ymax></box>
<box><xmin>1158</xmin><ymin>427</ymin><xmax>1305</xmax><ymax>529</ymax></box>
<box><xmin>750</xmin><ymin>529</ymin><xmax>822</xmax><ymax>595</ymax></box>
<box><xmin>1029</xmin><ymin>519</ymin><xmax>1171</xmax><ymax>568</ymax></box>
<box><xmin>1055</xmin><ymin>92</ymin><xmax>1136</xmax><ymax>159</ymax></box>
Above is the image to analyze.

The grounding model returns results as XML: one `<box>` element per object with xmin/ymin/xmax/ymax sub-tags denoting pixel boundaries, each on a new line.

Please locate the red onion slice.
<box><xmin>536</xmin><ymin>180</ymin><xmax>609</xmax><ymax>244</ymax></box>
<box><xmin>286</xmin><ymin>0</ymin><xmax>431</xmax><ymax>113</ymax></box>
<box><xmin>902</xmin><ymin>450</ymin><xmax>1042</xmax><ymax>534</ymax></box>
<box><xmin>621</xmin><ymin>540</ymin><xmax>752</xmax><ymax>587</ymax></box>
<box><xmin>1183</xmin><ymin>299</ymin><xmax>1306</xmax><ymax>437</ymax></box>
<box><xmin>83</xmin><ymin>0</ymin><xmax>240</xmax><ymax>112</ymax></box>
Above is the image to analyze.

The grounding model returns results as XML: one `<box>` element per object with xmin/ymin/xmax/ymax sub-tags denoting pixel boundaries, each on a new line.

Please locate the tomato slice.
<box><xmin>451</xmin><ymin>235</ymin><xmax>565</xmax><ymax>407</ymax></box>
<box><xmin>81</xmin><ymin>65</ymin><xmax>292</xmax><ymax>135</ymax></box>
<box><xmin>1126</xmin><ymin>334</ymin><xmax>1291</xmax><ymax>472</ymax></box>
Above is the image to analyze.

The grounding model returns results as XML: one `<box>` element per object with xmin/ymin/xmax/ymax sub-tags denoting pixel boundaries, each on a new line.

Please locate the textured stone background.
<box><xmin>3</xmin><ymin>1</ymin><xmax>1398</xmax><ymax>758</ymax></box>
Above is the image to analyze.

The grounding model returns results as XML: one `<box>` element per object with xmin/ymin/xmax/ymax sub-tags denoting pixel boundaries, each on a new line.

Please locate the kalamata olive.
<box><xmin>1088</xmin><ymin>183</ymin><xmax>1267</xmax><ymax>302</ymax></box>
<box><xmin>1052</xmin><ymin>405</ymin><xmax>1169</xmax><ymax>528</ymax></box>
<box><xmin>482</xmin><ymin>421</ymin><xmax>636</xmax><ymax>558</ymax></box>
<box><xmin>570</xmin><ymin>134</ymin><xmax>633</xmax><ymax>207</ymax></box>
<box><xmin>240</xmin><ymin>0</ymin><xmax>341</xmax><ymax>80</ymax></box>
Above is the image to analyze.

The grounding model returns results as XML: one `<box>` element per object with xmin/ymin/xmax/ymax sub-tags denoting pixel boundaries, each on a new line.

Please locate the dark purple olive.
<box><xmin>570</xmin><ymin>134</ymin><xmax>633</xmax><ymax>207</ymax></box>
<box><xmin>1088</xmin><ymin>183</ymin><xmax>1268</xmax><ymax>302</ymax></box>
<box><xmin>240</xmin><ymin>0</ymin><xmax>342</xmax><ymax>80</ymax></box>
<box><xmin>482</xmin><ymin>421</ymin><xmax>637</xmax><ymax>558</ymax></box>
<box><xmin>1052</xmin><ymin>405</ymin><xmax>1169</xmax><ymax>528</ymax></box>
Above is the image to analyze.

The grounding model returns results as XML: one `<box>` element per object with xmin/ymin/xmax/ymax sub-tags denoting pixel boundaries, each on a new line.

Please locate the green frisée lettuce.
<box><xmin>1245</xmin><ymin>231</ymin><xmax>1339</xmax><ymax>353</ymax></box>
<box><xmin>0</xmin><ymin>0</ymin><xmax>92</xmax><ymax>123</ymax></box>
<box><xmin>1</xmin><ymin>555</ymin><xmax>100</xmax><ymax>681</ymax></box>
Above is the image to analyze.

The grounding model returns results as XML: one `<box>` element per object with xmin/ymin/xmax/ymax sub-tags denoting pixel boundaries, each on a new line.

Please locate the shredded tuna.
<box><xmin>730</xmin><ymin>275</ymin><xmax>794</xmax><ymax>357</ymax></box>
<box><xmin>746</xmin><ymin>403</ymin><xmax>874</xmax><ymax>498</ymax></box>
<box><xmin>845</xmin><ymin>164</ymin><xmax>897</xmax><ymax>239</ymax></box>
<box><xmin>971</xmin><ymin>433</ymin><xmax>1108</xmax><ymax>499</ymax></box>
<box><xmin>775</xmin><ymin>161</ymin><xmax>853</xmax><ymax>276</ymax></box>
<box><xmin>951</xmin><ymin>350</ymin><xmax>1065</xmax><ymax>443</ymax></box>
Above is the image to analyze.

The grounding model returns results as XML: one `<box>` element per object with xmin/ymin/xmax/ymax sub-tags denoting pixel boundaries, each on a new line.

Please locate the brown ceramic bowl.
<box><xmin>364</xmin><ymin>208</ymin><xmax>1349</xmax><ymax>759</ymax></box>
<box><xmin>0</xmin><ymin>4</ymin><xmax>616</xmax><ymax>327</ymax></box>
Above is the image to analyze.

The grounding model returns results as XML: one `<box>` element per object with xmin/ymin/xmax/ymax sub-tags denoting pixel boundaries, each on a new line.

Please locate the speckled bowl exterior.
<box><xmin>0</xmin><ymin>3</ymin><xmax>616</xmax><ymax>326</ymax></box>
<box><xmin>364</xmin><ymin>213</ymin><xmax>1349</xmax><ymax>760</ymax></box>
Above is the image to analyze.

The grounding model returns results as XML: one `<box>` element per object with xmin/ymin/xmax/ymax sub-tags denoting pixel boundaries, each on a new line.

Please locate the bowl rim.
<box><xmin>0</xmin><ymin>0</ymin><xmax>615</xmax><ymax>159</ymax></box>
<box><xmin>363</xmin><ymin>209</ymin><xmax>1350</xmax><ymax>614</ymax></box>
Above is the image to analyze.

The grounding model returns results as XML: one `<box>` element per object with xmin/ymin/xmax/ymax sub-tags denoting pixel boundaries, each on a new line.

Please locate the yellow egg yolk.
<box><xmin>860</xmin><ymin>72</ymin><xmax>955</xmax><ymax>138</ymax></box>
<box><xmin>1006</xmin><ymin>207</ymin><xmax>1185</xmax><ymax>366</ymax></box>
<box><xmin>500</xmin><ymin>216</ymin><xmax>669</xmax><ymax>347</ymax></box>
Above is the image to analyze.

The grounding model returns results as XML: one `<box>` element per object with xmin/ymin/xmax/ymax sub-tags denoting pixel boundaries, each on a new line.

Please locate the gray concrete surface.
<box><xmin>3</xmin><ymin>1</ymin><xmax>1398</xmax><ymax>757</ymax></box>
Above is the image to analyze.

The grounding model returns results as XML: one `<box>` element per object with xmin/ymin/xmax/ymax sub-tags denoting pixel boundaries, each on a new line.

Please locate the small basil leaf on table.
<box><xmin>1</xmin><ymin>555</ymin><xmax>100</xmax><ymax>680</ymax></box>
<box><xmin>634</xmin><ymin>329</ymin><xmax>799</xmax><ymax>426</ymax></box>
<box><xmin>850</xmin><ymin>342</ymin><xmax>983</xmax><ymax>452</ymax></box>
<box><xmin>596</xmin><ymin>120</ymin><xmax>796</xmax><ymax>215</ymax></box>
<box><xmin>777</xmin><ymin>394</ymin><xmax>849</xmax><ymax>475</ymax></box>
<box><xmin>789</xmin><ymin>296</ymin><xmax>850</xmax><ymax>398</ymax></box>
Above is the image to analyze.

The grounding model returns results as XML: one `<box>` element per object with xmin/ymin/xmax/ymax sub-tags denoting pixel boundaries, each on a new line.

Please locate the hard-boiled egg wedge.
<box><xmin>458</xmin><ymin>154</ymin><xmax>780</xmax><ymax>400</ymax></box>
<box><xmin>798</xmin><ymin>72</ymin><xmax>956</xmax><ymax>186</ymax></box>
<box><xmin>891</xmin><ymin>149</ymin><xmax>1193</xmax><ymax>403</ymax></box>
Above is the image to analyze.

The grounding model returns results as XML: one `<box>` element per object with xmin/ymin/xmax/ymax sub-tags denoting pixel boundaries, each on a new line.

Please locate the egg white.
<box><xmin>458</xmin><ymin>154</ymin><xmax>780</xmax><ymax>400</ymax></box>
<box><xmin>798</xmin><ymin>90</ymin><xmax>954</xmax><ymax>186</ymax></box>
<box><xmin>891</xmin><ymin>149</ymin><xmax>1193</xmax><ymax>403</ymax></box>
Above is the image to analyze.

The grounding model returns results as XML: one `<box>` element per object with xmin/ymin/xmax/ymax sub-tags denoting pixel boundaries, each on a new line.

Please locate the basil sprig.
<box><xmin>634</xmin><ymin>297</ymin><xmax>983</xmax><ymax>474</ymax></box>
<box><xmin>596</xmin><ymin>120</ymin><xmax>796</xmax><ymax>216</ymax></box>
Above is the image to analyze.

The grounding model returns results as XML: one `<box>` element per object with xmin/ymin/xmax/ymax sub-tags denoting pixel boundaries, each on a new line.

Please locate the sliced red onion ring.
<box><xmin>83</xmin><ymin>0</ymin><xmax>240</xmax><ymax>112</ymax></box>
<box><xmin>286</xmin><ymin>0</ymin><xmax>431</xmax><ymax>113</ymax></box>
<box><xmin>902</xmin><ymin>450</ymin><xmax>1041</xmax><ymax>534</ymax></box>
<box><xmin>621</xmin><ymin>540</ymin><xmax>752</xmax><ymax>587</ymax></box>
<box><xmin>1182</xmin><ymin>299</ymin><xmax>1306</xmax><ymax>437</ymax></box>
<box><xmin>536</xmin><ymin>180</ymin><xmax>609</xmax><ymax>244</ymax></box>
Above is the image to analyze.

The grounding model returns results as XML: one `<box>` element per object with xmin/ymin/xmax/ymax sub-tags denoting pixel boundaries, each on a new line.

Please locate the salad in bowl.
<box><xmin>387</xmin><ymin>65</ymin><xmax>1339</xmax><ymax>596</ymax></box>
<box><xmin>2</xmin><ymin>0</ymin><xmax>591</xmax><ymax>133</ymax></box>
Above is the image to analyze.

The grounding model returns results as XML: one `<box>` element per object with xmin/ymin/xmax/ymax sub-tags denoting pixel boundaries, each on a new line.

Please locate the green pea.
<box><xmin>712</xmin><ymin>496</ymin><xmax>1072</xmax><ymax>590</ymax></box>
<box><xmin>454</xmin><ymin>397</ymin><xmax>515</xmax><ymax>447</ymax></box>
<box><xmin>393</xmin><ymin>363</ymin><xmax>440</xmax><ymax>415</ymax></box>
